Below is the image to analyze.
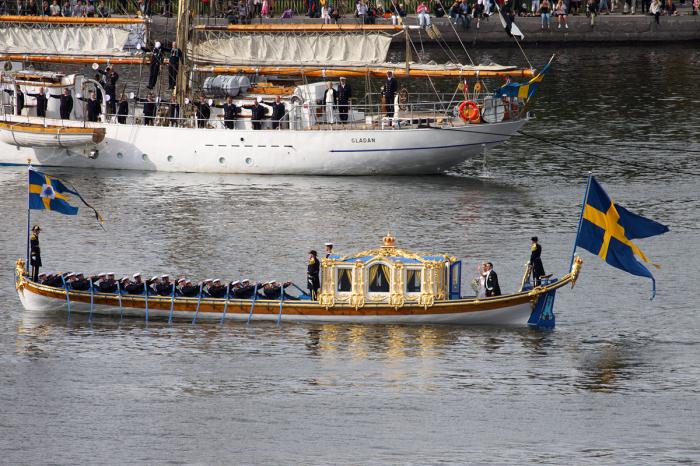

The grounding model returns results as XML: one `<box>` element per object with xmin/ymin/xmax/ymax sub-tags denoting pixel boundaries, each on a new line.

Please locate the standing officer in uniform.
<box><xmin>27</xmin><ymin>87</ymin><xmax>49</xmax><ymax>117</ymax></box>
<box><xmin>483</xmin><ymin>262</ymin><xmax>501</xmax><ymax>297</ymax></box>
<box><xmin>78</xmin><ymin>90</ymin><xmax>101</xmax><ymax>122</ymax></box>
<box><xmin>245</xmin><ymin>97</ymin><xmax>267</xmax><ymax>130</ymax></box>
<box><xmin>147</xmin><ymin>41</ymin><xmax>164</xmax><ymax>90</ymax></box>
<box><xmin>307</xmin><ymin>250</ymin><xmax>321</xmax><ymax>300</ymax></box>
<box><xmin>4</xmin><ymin>85</ymin><xmax>25</xmax><ymax>115</ymax></box>
<box><xmin>192</xmin><ymin>95</ymin><xmax>211</xmax><ymax>128</ymax></box>
<box><xmin>167</xmin><ymin>94</ymin><xmax>180</xmax><ymax>126</ymax></box>
<box><xmin>216</xmin><ymin>95</ymin><xmax>238</xmax><ymax>129</ymax></box>
<box><xmin>382</xmin><ymin>70</ymin><xmax>398</xmax><ymax>117</ymax></box>
<box><xmin>29</xmin><ymin>225</ymin><xmax>42</xmax><ymax>282</ymax></box>
<box><xmin>116</xmin><ymin>93</ymin><xmax>129</xmax><ymax>124</ymax></box>
<box><xmin>529</xmin><ymin>236</ymin><xmax>546</xmax><ymax>286</ymax></box>
<box><xmin>98</xmin><ymin>65</ymin><xmax>119</xmax><ymax>115</ymax></box>
<box><xmin>50</xmin><ymin>88</ymin><xmax>74</xmax><ymax>120</ymax></box>
<box><xmin>139</xmin><ymin>94</ymin><xmax>157</xmax><ymax>125</ymax></box>
<box><xmin>337</xmin><ymin>77</ymin><xmax>352</xmax><ymax>123</ymax></box>
<box><xmin>168</xmin><ymin>41</ymin><xmax>182</xmax><ymax>90</ymax></box>
<box><xmin>269</xmin><ymin>96</ymin><xmax>285</xmax><ymax>129</ymax></box>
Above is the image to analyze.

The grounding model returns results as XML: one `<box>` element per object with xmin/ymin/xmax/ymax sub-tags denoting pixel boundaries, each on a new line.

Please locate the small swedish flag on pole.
<box><xmin>571</xmin><ymin>174</ymin><xmax>669</xmax><ymax>299</ymax></box>
<box><xmin>25</xmin><ymin>163</ymin><xmax>104</xmax><ymax>267</ymax></box>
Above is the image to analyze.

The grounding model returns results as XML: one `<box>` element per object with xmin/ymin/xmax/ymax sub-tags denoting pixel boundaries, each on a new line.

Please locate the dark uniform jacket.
<box><xmin>485</xmin><ymin>271</ymin><xmax>501</xmax><ymax>297</ymax></box>
<box><xmin>218</xmin><ymin>102</ymin><xmax>238</xmax><ymax>120</ymax></box>
<box><xmin>270</xmin><ymin>102</ymin><xmax>285</xmax><ymax>121</ymax></box>
<box><xmin>51</xmin><ymin>94</ymin><xmax>73</xmax><ymax>119</ymax></box>
<box><xmin>193</xmin><ymin>101</ymin><xmax>211</xmax><ymax>123</ymax></box>
<box><xmin>337</xmin><ymin>83</ymin><xmax>352</xmax><ymax>104</ymax></box>
<box><xmin>117</xmin><ymin>99</ymin><xmax>129</xmax><ymax>123</ymax></box>
<box><xmin>530</xmin><ymin>243</ymin><xmax>545</xmax><ymax>279</ymax></box>
<box><xmin>155</xmin><ymin>282</ymin><xmax>174</xmax><ymax>296</ymax></box>
<box><xmin>179</xmin><ymin>284</ymin><xmax>199</xmax><ymax>297</ymax></box>
<box><xmin>98</xmin><ymin>69</ymin><xmax>119</xmax><ymax>99</ymax></box>
<box><xmin>98</xmin><ymin>279</ymin><xmax>118</xmax><ymax>293</ymax></box>
<box><xmin>208</xmin><ymin>284</ymin><xmax>228</xmax><ymax>298</ymax></box>
<box><xmin>124</xmin><ymin>281</ymin><xmax>146</xmax><ymax>294</ymax></box>
<box><xmin>233</xmin><ymin>284</ymin><xmax>256</xmax><ymax>299</ymax></box>
<box><xmin>28</xmin><ymin>92</ymin><xmax>49</xmax><ymax>117</ymax></box>
<box><xmin>78</xmin><ymin>97</ymin><xmax>101</xmax><ymax>122</ymax></box>
<box><xmin>383</xmin><ymin>77</ymin><xmax>398</xmax><ymax>100</ymax></box>
<box><xmin>71</xmin><ymin>278</ymin><xmax>91</xmax><ymax>291</ymax></box>
<box><xmin>4</xmin><ymin>89</ymin><xmax>24</xmax><ymax>115</ymax></box>
<box><xmin>246</xmin><ymin>103</ymin><xmax>267</xmax><ymax>127</ymax></box>
<box><xmin>29</xmin><ymin>233</ymin><xmax>41</xmax><ymax>267</ymax></box>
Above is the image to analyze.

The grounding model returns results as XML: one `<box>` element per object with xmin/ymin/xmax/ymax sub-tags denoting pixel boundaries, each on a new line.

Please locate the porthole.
<box><xmin>218</xmin><ymin>157</ymin><xmax>225</xmax><ymax>164</ymax></box>
<box><xmin>142</xmin><ymin>154</ymin><xmax>148</xmax><ymax>161</ymax></box>
<box><xmin>240</xmin><ymin>137</ymin><xmax>244</xmax><ymax>142</ymax></box>
<box><xmin>167</xmin><ymin>155</ymin><xmax>174</xmax><ymax>162</ymax></box>
<box><xmin>245</xmin><ymin>157</ymin><xmax>252</xmax><ymax>165</ymax></box>
<box><xmin>116</xmin><ymin>152</ymin><xmax>123</xmax><ymax>159</ymax></box>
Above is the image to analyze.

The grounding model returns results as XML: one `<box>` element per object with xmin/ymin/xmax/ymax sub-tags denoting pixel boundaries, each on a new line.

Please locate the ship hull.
<box><xmin>0</xmin><ymin>116</ymin><xmax>525</xmax><ymax>175</ymax></box>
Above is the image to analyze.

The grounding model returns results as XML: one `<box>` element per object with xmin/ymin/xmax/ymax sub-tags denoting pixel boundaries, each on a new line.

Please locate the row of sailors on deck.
<box><xmin>37</xmin><ymin>272</ymin><xmax>297</xmax><ymax>300</ymax></box>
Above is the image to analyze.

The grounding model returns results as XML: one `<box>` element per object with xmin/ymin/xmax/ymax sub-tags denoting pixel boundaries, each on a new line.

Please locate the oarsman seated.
<box><xmin>261</xmin><ymin>280</ymin><xmax>296</xmax><ymax>300</ymax></box>
<box><xmin>98</xmin><ymin>273</ymin><xmax>118</xmax><ymax>293</ymax></box>
<box><xmin>155</xmin><ymin>275</ymin><xmax>173</xmax><ymax>296</ymax></box>
<box><xmin>71</xmin><ymin>273</ymin><xmax>91</xmax><ymax>291</ymax></box>
<box><xmin>118</xmin><ymin>277</ymin><xmax>130</xmax><ymax>291</ymax></box>
<box><xmin>51</xmin><ymin>273</ymin><xmax>67</xmax><ymax>287</ymax></box>
<box><xmin>179</xmin><ymin>279</ymin><xmax>200</xmax><ymax>297</ymax></box>
<box><xmin>124</xmin><ymin>273</ymin><xmax>146</xmax><ymax>294</ymax></box>
<box><xmin>147</xmin><ymin>276</ymin><xmax>160</xmax><ymax>294</ymax></box>
<box><xmin>232</xmin><ymin>279</ymin><xmax>257</xmax><ymax>299</ymax></box>
<box><xmin>207</xmin><ymin>279</ymin><xmax>228</xmax><ymax>298</ymax></box>
<box><xmin>200</xmin><ymin>279</ymin><xmax>213</xmax><ymax>296</ymax></box>
<box><xmin>37</xmin><ymin>273</ymin><xmax>48</xmax><ymax>284</ymax></box>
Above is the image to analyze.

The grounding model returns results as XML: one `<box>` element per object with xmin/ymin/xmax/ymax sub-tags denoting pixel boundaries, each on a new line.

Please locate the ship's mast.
<box><xmin>174</xmin><ymin>0</ymin><xmax>191</xmax><ymax>108</ymax></box>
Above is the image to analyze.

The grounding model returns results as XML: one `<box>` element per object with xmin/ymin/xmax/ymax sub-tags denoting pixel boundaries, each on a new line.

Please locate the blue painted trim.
<box><xmin>329</xmin><ymin>140</ymin><xmax>506</xmax><ymax>154</ymax></box>
<box><xmin>246</xmin><ymin>285</ymin><xmax>258</xmax><ymax>324</ymax></box>
<box><xmin>220</xmin><ymin>284</ymin><xmax>230</xmax><ymax>324</ymax></box>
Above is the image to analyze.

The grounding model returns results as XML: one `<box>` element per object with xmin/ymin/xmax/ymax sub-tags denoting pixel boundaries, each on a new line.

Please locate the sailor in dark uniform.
<box><xmin>179</xmin><ymin>280</ymin><xmax>200</xmax><ymax>297</ymax></box>
<box><xmin>27</xmin><ymin>88</ymin><xmax>49</xmax><ymax>118</ymax></box>
<box><xmin>192</xmin><ymin>95</ymin><xmax>211</xmax><ymax>128</ymax></box>
<box><xmin>262</xmin><ymin>281</ymin><xmax>294</xmax><ymax>300</ymax></box>
<box><xmin>307</xmin><ymin>250</ymin><xmax>321</xmax><ymax>300</ymax></box>
<box><xmin>78</xmin><ymin>91</ymin><xmax>101</xmax><ymax>122</ymax></box>
<box><xmin>269</xmin><ymin>96</ymin><xmax>285</xmax><ymax>129</ymax></box>
<box><xmin>483</xmin><ymin>262</ymin><xmax>501</xmax><ymax>297</ymax></box>
<box><xmin>233</xmin><ymin>279</ymin><xmax>256</xmax><ymax>299</ymax></box>
<box><xmin>147</xmin><ymin>41</ymin><xmax>164</xmax><ymax>90</ymax></box>
<box><xmin>337</xmin><ymin>77</ymin><xmax>352</xmax><ymax>123</ymax></box>
<box><xmin>98</xmin><ymin>273</ymin><xmax>118</xmax><ymax>293</ymax></box>
<box><xmin>208</xmin><ymin>279</ymin><xmax>228</xmax><ymax>298</ymax></box>
<box><xmin>215</xmin><ymin>95</ymin><xmax>239</xmax><ymax>129</ymax></box>
<box><xmin>382</xmin><ymin>70</ymin><xmax>398</xmax><ymax>117</ymax></box>
<box><xmin>71</xmin><ymin>273</ymin><xmax>91</xmax><ymax>291</ymax></box>
<box><xmin>529</xmin><ymin>236</ymin><xmax>546</xmax><ymax>286</ymax></box>
<box><xmin>155</xmin><ymin>275</ymin><xmax>173</xmax><ymax>295</ymax></box>
<box><xmin>116</xmin><ymin>94</ymin><xmax>129</xmax><ymax>124</ymax></box>
<box><xmin>4</xmin><ymin>85</ymin><xmax>25</xmax><ymax>115</ymax></box>
<box><xmin>166</xmin><ymin>95</ymin><xmax>180</xmax><ymax>126</ymax></box>
<box><xmin>324</xmin><ymin>242</ymin><xmax>333</xmax><ymax>259</ymax></box>
<box><xmin>29</xmin><ymin>225</ymin><xmax>42</xmax><ymax>282</ymax></box>
<box><xmin>244</xmin><ymin>97</ymin><xmax>267</xmax><ymax>130</ymax></box>
<box><xmin>124</xmin><ymin>273</ymin><xmax>146</xmax><ymax>294</ymax></box>
<box><xmin>98</xmin><ymin>65</ymin><xmax>119</xmax><ymax>115</ymax></box>
<box><xmin>167</xmin><ymin>41</ymin><xmax>182</xmax><ymax>90</ymax></box>
<box><xmin>50</xmin><ymin>88</ymin><xmax>74</xmax><ymax>120</ymax></box>
<box><xmin>138</xmin><ymin>94</ymin><xmax>157</xmax><ymax>125</ymax></box>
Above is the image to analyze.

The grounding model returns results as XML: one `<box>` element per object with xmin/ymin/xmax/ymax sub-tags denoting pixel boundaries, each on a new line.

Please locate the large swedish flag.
<box><xmin>574</xmin><ymin>176</ymin><xmax>669</xmax><ymax>298</ymax></box>
<box><xmin>493</xmin><ymin>60</ymin><xmax>551</xmax><ymax>102</ymax></box>
<box><xmin>28</xmin><ymin>168</ymin><xmax>103</xmax><ymax>224</ymax></box>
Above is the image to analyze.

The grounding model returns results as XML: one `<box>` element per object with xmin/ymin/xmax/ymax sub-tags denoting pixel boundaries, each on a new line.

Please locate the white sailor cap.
<box><xmin>339</xmin><ymin>77</ymin><xmax>346</xmax><ymax>81</ymax></box>
<box><xmin>120</xmin><ymin>276</ymin><xmax>129</xmax><ymax>282</ymax></box>
<box><xmin>204</xmin><ymin>279</ymin><xmax>213</xmax><ymax>283</ymax></box>
<box><xmin>108</xmin><ymin>272</ymin><xmax>115</xmax><ymax>276</ymax></box>
<box><xmin>213</xmin><ymin>278</ymin><xmax>222</xmax><ymax>283</ymax></box>
<box><xmin>150</xmin><ymin>276</ymin><xmax>159</xmax><ymax>281</ymax></box>
<box><xmin>231</xmin><ymin>280</ymin><xmax>240</xmax><ymax>286</ymax></box>
<box><xmin>177</xmin><ymin>278</ymin><xmax>186</xmax><ymax>283</ymax></box>
<box><xmin>133</xmin><ymin>273</ymin><xmax>141</xmax><ymax>278</ymax></box>
<box><xmin>161</xmin><ymin>274</ymin><xmax>169</xmax><ymax>279</ymax></box>
<box><xmin>98</xmin><ymin>272</ymin><xmax>107</xmax><ymax>277</ymax></box>
<box><xmin>325</xmin><ymin>242</ymin><xmax>333</xmax><ymax>247</ymax></box>
<box><xmin>267</xmin><ymin>280</ymin><xmax>276</xmax><ymax>284</ymax></box>
<box><xmin>256</xmin><ymin>96</ymin><xmax>263</xmax><ymax>103</ymax></box>
<box><xmin>241</xmin><ymin>278</ymin><xmax>250</xmax><ymax>283</ymax></box>
<box><xmin>66</xmin><ymin>273</ymin><xmax>76</xmax><ymax>278</ymax></box>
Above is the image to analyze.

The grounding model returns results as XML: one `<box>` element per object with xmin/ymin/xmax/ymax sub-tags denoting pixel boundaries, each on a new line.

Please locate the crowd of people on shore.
<box><xmin>0</xmin><ymin>0</ymin><xmax>111</xmax><ymax>16</ymax></box>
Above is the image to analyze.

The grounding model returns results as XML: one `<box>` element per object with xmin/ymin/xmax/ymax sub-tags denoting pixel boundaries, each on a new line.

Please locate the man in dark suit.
<box><xmin>138</xmin><ymin>94</ymin><xmax>157</xmax><ymax>125</ymax></box>
<box><xmin>147</xmin><ymin>41</ymin><xmax>164</xmax><ymax>90</ymax></box>
<box><xmin>483</xmin><ymin>262</ymin><xmax>501</xmax><ymax>297</ymax></box>
<box><xmin>50</xmin><ymin>88</ymin><xmax>73</xmax><ymax>120</ymax></box>
<box><xmin>382</xmin><ymin>70</ymin><xmax>398</xmax><ymax>117</ymax></box>
<box><xmin>337</xmin><ymin>77</ymin><xmax>352</xmax><ymax>123</ymax></box>
<box><xmin>529</xmin><ymin>236</ymin><xmax>545</xmax><ymax>286</ymax></box>
<box><xmin>29</xmin><ymin>225</ymin><xmax>42</xmax><ymax>282</ymax></box>
<box><xmin>244</xmin><ymin>98</ymin><xmax>267</xmax><ymax>130</ymax></box>
<box><xmin>167</xmin><ymin>41</ymin><xmax>182</xmax><ymax>90</ymax></box>
<box><xmin>4</xmin><ymin>86</ymin><xmax>25</xmax><ymax>115</ymax></box>
<box><xmin>27</xmin><ymin>87</ymin><xmax>49</xmax><ymax>117</ymax></box>
<box><xmin>269</xmin><ymin>96</ymin><xmax>285</xmax><ymax>129</ymax></box>
<box><xmin>78</xmin><ymin>90</ymin><xmax>101</xmax><ymax>122</ymax></box>
<box><xmin>307</xmin><ymin>250</ymin><xmax>320</xmax><ymax>300</ymax></box>
<box><xmin>116</xmin><ymin>93</ymin><xmax>129</xmax><ymax>124</ymax></box>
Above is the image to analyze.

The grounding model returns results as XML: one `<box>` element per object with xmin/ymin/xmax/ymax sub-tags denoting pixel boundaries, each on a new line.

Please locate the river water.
<box><xmin>1</xmin><ymin>44</ymin><xmax>699</xmax><ymax>464</ymax></box>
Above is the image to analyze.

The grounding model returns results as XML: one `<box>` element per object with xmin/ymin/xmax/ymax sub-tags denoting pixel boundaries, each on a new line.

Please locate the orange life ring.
<box><xmin>457</xmin><ymin>100</ymin><xmax>480</xmax><ymax>122</ymax></box>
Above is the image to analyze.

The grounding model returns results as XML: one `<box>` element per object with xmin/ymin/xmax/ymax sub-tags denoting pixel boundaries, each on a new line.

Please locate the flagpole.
<box><xmin>569</xmin><ymin>172</ymin><xmax>593</xmax><ymax>271</ymax></box>
<box><xmin>25</xmin><ymin>160</ymin><xmax>31</xmax><ymax>272</ymax></box>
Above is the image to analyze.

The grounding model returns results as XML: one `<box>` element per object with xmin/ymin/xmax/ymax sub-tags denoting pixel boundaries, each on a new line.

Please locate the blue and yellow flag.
<box><xmin>574</xmin><ymin>176</ymin><xmax>669</xmax><ymax>298</ymax></box>
<box><xmin>493</xmin><ymin>60</ymin><xmax>551</xmax><ymax>102</ymax></box>
<box><xmin>29</xmin><ymin>168</ymin><xmax>103</xmax><ymax>224</ymax></box>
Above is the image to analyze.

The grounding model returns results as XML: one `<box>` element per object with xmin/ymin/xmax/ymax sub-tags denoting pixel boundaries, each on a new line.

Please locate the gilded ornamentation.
<box><xmin>570</xmin><ymin>256</ymin><xmax>583</xmax><ymax>288</ymax></box>
<box><xmin>15</xmin><ymin>259</ymin><xmax>26</xmax><ymax>291</ymax></box>
<box><xmin>318</xmin><ymin>261</ymin><xmax>336</xmax><ymax>308</ymax></box>
<box><xmin>350</xmin><ymin>261</ymin><xmax>365</xmax><ymax>309</ymax></box>
<box><xmin>418</xmin><ymin>262</ymin><xmax>435</xmax><ymax>309</ymax></box>
<box><xmin>389</xmin><ymin>262</ymin><xmax>405</xmax><ymax>308</ymax></box>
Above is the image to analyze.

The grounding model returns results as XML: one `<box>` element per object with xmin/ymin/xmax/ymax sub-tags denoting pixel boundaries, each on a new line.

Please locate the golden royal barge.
<box><xmin>15</xmin><ymin>235</ymin><xmax>583</xmax><ymax>328</ymax></box>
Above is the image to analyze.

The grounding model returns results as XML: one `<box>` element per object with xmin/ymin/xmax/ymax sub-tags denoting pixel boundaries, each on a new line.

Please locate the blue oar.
<box><xmin>117</xmin><ymin>281</ymin><xmax>124</xmax><ymax>321</ymax></box>
<box><xmin>143</xmin><ymin>282</ymin><xmax>149</xmax><ymax>323</ymax></box>
<box><xmin>88</xmin><ymin>280</ymin><xmax>94</xmax><ymax>323</ymax></box>
<box><xmin>276</xmin><ymin>284</ymin><xmax>285</xmax><ymax>326</ymax></box>
<box><xmin>168</xmin><ymin>282</ymin><xmax>176</xmax><ymax>324</ymax></box>
<box><xmin>61</xmin><ymin>275</ymin><xmax>71</xmax><ymax>320</ymax></box>
<box><xmin>191</xmin><ymin>283</ymin><xmax>204</xmax><ymax>324</ymax></box>
<box><xmin>220</xmin><ymin>284</ymin><xmax>230</xmax><ymax>325</ymax></box>
<box><xmin>246</xmin><ymin>284</ymin><xmax>258</xmax><ymax>324</ymax></box>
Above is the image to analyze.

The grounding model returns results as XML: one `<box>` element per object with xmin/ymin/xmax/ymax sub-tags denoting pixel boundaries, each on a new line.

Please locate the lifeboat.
<box><xmin>0</xmin><ymin>122</ymin><xmax>105</xmax><ymax>148</ymax></box>
<box><xmin>14</xmin><ymin>235</ymin><xmax>583</xmax><ymax>328</ymax></box>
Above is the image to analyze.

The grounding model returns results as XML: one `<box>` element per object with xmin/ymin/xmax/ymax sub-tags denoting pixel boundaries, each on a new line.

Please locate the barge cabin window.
<box><xmin>368</xmin><ymin>264</ymin><xmax>390</xmax><ymax>292</ymax></box>
<box><xmin>406</xmin><ymin>269</ymin><xmax>421</xmax><ymax>293</ymax></box>
<box><xmin>337</xmin><ymin>268</ymin><xmax>352</xmax><ymax>292</ymax></box>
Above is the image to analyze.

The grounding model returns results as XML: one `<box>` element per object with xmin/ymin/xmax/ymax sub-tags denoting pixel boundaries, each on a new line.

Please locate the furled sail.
<box><xmin>191</xmin><ymin>33</ymin><xmax>393</xmax><ymax>67</ymax></box>
<box><xmin>0</xmin><ymin>16</ymin><xmax>146</xmax><ymax>57</ymax></box>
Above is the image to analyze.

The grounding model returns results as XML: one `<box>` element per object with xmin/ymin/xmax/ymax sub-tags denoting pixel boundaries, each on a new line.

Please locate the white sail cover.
<box><xmin>192</xmin><ymin>33</ymin><xmax>392</xmax><ymax>67</ymax></box>
<box><xmin>0</xmin><ymin>25</ymin><xmax>145</xmax><ymax>56</ymax></box>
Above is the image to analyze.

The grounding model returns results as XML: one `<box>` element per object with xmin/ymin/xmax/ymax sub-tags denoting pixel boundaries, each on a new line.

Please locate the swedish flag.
<box><xmin>494</xmin><ymin>60</ymin><xmax>551</xmax><ymax>102</ymax></box>
<box><xmin>28</xmin><ymin>168</ymin><xmax>103</xmax><ymax>224</ymax></box>
<box><xmin>574</xmin><ymin>176</ymin><xmax>669</xmax><ymax>298</ymax></box>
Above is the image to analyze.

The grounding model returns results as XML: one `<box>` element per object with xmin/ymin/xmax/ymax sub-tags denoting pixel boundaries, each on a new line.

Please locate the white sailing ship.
<box><xmin>0</xmin><ymin>16</ymin><xmax>541</xmax><ymax>175</ymax></box>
